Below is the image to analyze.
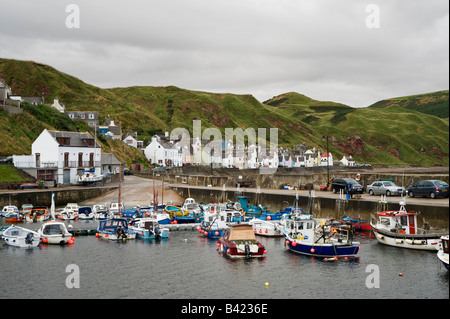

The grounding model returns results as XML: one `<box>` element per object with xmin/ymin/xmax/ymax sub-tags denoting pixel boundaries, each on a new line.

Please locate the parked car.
<box><xmin>123</xmin><ymin>168</ymin><xmax>132</xmax><ymax>175</ymax></box>
<box><xmin>407</xmin><ymin>180</ymin><xmax>449</xmax><ymax>199</ymax></box>
<box><xmin>366</xmin><ymin>181</ymin><xmax>406</xmax><ymax>196</ymax></box>
<box><xmin>331</xmin><ymin>178</ymin><xmax>364</xmax><ymax>194</ymax></box>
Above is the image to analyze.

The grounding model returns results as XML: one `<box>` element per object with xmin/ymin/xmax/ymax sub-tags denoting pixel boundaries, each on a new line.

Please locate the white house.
<box><xmin>51</xmin><ymin>98</ymin><xmax>66</xmax><ymax>113</ymax></box>
<box><xmin>340</xmin><ymin>155</ymin><xmax>355</xmax><ymax>167</ymax></box>
<box><xmin>144</xmin><ymin>135</ymin><xmax>180</xmax><ymax>167</ymax></box>
<box><xmin>13</xmin><ymin>129</ymin><xmax>101</xmax><ymax>185</ymax></box>
<box><xmin>320</xmin><ymin>152</ymin><xmax>334</xmax><ymax>167</ymax></box>
<box><xmin>123</xmin><ymin>135</ymin><xmax>138</xmax><ymax>148</ymax></box>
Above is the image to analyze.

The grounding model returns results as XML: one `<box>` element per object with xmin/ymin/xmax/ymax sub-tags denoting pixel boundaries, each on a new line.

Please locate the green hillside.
<box><xmin>0</xmin><ymin>58</ymin><xmax>448</xmax><ymax>167</ymax></box>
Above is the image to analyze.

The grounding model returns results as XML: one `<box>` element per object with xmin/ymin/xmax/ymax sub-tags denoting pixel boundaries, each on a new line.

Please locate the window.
<box><xmin>78</xmin><ymin>153</ymin><xmax>83</xmax><ymax>167</ymax></box>
<box><xmin>64</xmin><ymin>153</ymin><xmax>69</xmax><ymax>167</ymax></box>
<box><xmin>80</xmin><ymin>114</ymin><xmax>85</xmax><ymax>119</ymax></box>
<box><xmin>35</xmin><ymin>153</ymin><xmax>41</xmax><ymax>168</ymax></box>
<box><xmin>89</xmin><ymin>153</ymin><xmax>94</xmax><ymax>167</ymax></box>
<box><xmin>88</xmin><ymin>113</ymin><xmax>95</xmax><ymax>119</ymax></box>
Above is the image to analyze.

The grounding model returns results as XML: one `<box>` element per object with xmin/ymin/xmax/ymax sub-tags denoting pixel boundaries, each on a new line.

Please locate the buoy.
<box><xmin>95</xmin><ymin>233</ymin><xmax>99</xmax><ymax>238</ymax></box>
<box><xmin>265</xmin><ymin>282</ymin><xmax>269</xmax><ymax>287</ymax></box>
<box><xmin>217</xmin><ymin>243</ymin><xmax>221</xmax><ymax>247</ymax></box>
<box><xmin>227</xmin><ymin>249</ymin><xmax>230</xmax><ymax>253</ymax></box>
<box><xmin>399</xmin><ymin>273</ymin><xmax>403</xmax><ymax>276</ymax></box>
<box><xmin>263</xmin><ymin>249</ymin><xmax>267</xmax><ymax>254</ymax></box>
<box><xmin>286</xmin><ymin>240</ymin><xmax>290</xmax><ymax>245</ymax></box>
<box><xmin>310</xmin><ymin>248</ymin><xmax>315</xmax><ymax>253</ymax></box>
<box><xmin>267</xmin><ymin>216</ymin><xmax>271</xmax><ymax>220</ymax></box>
<box><xmin>215</xmin><ymin>231</ymin><xmax>219</xmax><ymax>236</ymax></box>
<box><xmin>292</xmin><ymin>242</ymin><xmax>297</xmax><ymax>247</ymax></box>
<box><xmin>184</xmin><ymin>239</ymin><xmax>188</xmax><ymax>242</ymax></box>
<box><xmin>265</xmin><ymin>229</ymin><xmax>268</xmax><ymax>233</ymax></box>
<box><xmin>42</xmin><ymin>238</ymin><xmax>48</xmax><ymax>243</ymax></box>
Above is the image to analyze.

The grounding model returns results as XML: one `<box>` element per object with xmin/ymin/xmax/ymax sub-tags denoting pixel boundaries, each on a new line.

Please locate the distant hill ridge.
<box><xmin>0</xmin><ymin>58</ymin><xmax>448</xmax><ymax>166</ymax></box>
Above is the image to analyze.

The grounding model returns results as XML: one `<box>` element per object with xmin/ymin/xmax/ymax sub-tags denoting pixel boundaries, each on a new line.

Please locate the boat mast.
<box><xmin>118</xmin><ymin>163</ymin><xmax>122</xmax><ymax>215</ymax></box>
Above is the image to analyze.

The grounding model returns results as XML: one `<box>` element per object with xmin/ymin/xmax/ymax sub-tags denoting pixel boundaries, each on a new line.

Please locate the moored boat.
<box><xmin>342</xmin><ymin>216</ymin><xmax>372</xmax><ymax>232</ymax></box>
<box><xmin>25</xmin><ymin>206</ymin><xmax>51</xmax><ymax>222</ymax></box>
<box><xmin>370</xmin><ymin>201</ymin><xmax>448</xmax><ymax>251</ymax></box>
<box><xmin>97</xmin><ymin>218</ymin><xmax>136</xmax><ymax>241</ymax></box>
<box><xmin>78</xmin><ymin>206</ymin><xmax>94</xmax><ymax>220</ymax></box>
<box><xmin>38</xmin><ymin>221</ymin><xmax>74</xmax><ymax>245</ymax></box>
<box><xmin>219</xmin><ymin>224</ymin><xmax>267</xmax><ymax>258</ymax></box>
<box><xmin>1</xmin><ymin>205</ymin><xmax>19</xmax><ymax>218</ymax></box>
<box><xmin>198</xmin><ymin>207</ymin><xmax>229</xmax><ymax>239</ymax></box>
<box><xmin>93</xmin><ymin>204</ymin><xmax>111</xmax><ymax>219</ymax></box>
<box><xmin>282</xmin><ymin>213</ymin><xmax>360</xmax><ymax>258</ymax></box>
<box><xmin>60</xmin><ymin>203</ymin><xmax>79</xmax><ymax>220</ymax></box>
<box><xmin>249</xmin><ymin>218</ymin><xmax>283</xmax><ymax>237</ymax></box>
<box><xmin>129</xmin><ymin>218</ymin><xmax>169</xmax><ymax>239</ymax></box>
<box><xmin>76</xmin><ymin>172</ymin><xmax>103</xmax><ymax>185</ymax></box>
<box><xmin>1</xmin><ymin>226</ymin><xmax>40</xmax><ymax>248</ymax></box>
<box><xmin>437</xmin><ymin>235</ymin><xmax>449</xmax><ymax>270</ymax></box>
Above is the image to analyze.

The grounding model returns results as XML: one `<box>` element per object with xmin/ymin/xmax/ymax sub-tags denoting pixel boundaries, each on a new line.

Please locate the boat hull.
<box><xmin>285</xmin><ymin>234</ymin><xmax>360</xmax><ymax>257</ymax></box>
<box><xmin>371</xmin><ymin>226</ymin><xmax>444</xmax><ymax>251</ymax></box>
<box><xmin>97</xmin><ymin>231</ymin><xmax>136</xmax><ymax>241</ymax></box>
<box><xmin>2</xmin><ymin>227</ymin><xmax>40</xmax><ymax>248</ymax></box>
<box><xmin>218</xmin><ymin>240</ymin><xmax>266</xmax><ymax>258</ymax></box>
<box><xmin>200</xmin><ymin>227</ymin><xmax>227</xmax><ymax>239</ymax></box>
<box><xmin>41</xmin><ymin>235</ymin><xmax>73</xmax><ymax>245</ymax></box>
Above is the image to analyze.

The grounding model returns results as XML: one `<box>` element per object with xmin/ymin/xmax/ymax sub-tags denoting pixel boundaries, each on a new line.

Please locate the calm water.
<box><xmin>0</xmin><ymin>219</ymin><xmax>448</xmax><ymax>300</ymax></box>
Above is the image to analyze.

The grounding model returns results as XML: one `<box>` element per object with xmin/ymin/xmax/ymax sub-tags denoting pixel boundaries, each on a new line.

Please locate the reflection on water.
<box><xmin>0</xmin><ymin>219</ymin><xmax>448</xmax><ymax>299</ymax></box>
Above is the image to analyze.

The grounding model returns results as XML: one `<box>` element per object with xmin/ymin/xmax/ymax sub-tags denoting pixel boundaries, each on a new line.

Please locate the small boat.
<box><xmin>342</xmin><ymin>216</ymin><xmax>372</xmax><ymax>232</ymax></box>
<box><xmin>38</xmin><ymin>221</ymin><xmax>74</xmax><ymax>245</ymax></box>
<box><xmin>249</xmin><ymin>218</ymin><xmax>283</xmax><ymax>237</ymax></box>
<box><xmin>129</xmin><ymin>218</ymin><xmax>169</xmax><ymax>240</ymax></box>
<box><xmin>120</xmin><ymin>205</ymin><xmax>143</xmax><ymax>219</ymax></box>
<box><xmin>24</xmin><ymin>206</ymin><xmax>51</xmax><ymax>223</ymax></box>
<box><xmin>234</xmin><ymin>196</ymin><xmax>267</xmax><ymax>217</ymax></box>
<box><xmin>370</xmin><ymin>201</ymin><xmax>448</xmax><ymax>251</ymax></box>
<box><xmin>198</xmin><ymin>207</ymin><xmax>229</xmax><ymax>239</ymax></box>
<box><xmin>1</xmin><ymin>205</ymin><xmax>19</xmax><ymax>218</ymax></box>
<box><xmin>97</xmin><ymin>218</ymin><xmax>136</xmax><ymax>241</ymax></box>
<box><xmin>219</xmin><ymin>224</ymin><xmax>267</xmax><ymax>258</ymax></box>
<box><xmin>93</xmin><ymin>204</ymin><xmax>111</xmax><ymax>219</ymax></box>
<box><xmin>1</xmin><ymin>226</ymin><xmax>40</xmax><ymax>248</ymax></box>
<box><xmin>181</xmin><ymin>198</ymin><xmax>203</xmax><ymax>218</ymax></box>
<box><xmin>78</xmin><ymin>206</ymin><xmax>94</xmax><ymax>220</ymax></box>
<box><xmin>261</xmin><ymin>206</ymin><xmax>300</xmax><ymax>221</ymax></box>
<box><xmin>109</xmin><ymin>202</ymin><xmax>123</xmax><ymax>215</ymax></box>
<box><xmin>282</xmin><ymin>213</ymin><xmax>360</xmax><ymax>258</ymax></box>
<box><xmin>5</xmin><ymin>211</ymin><xmax>23</xmax><ymax>223</ymax></box>
<box><xmin>76</xmin><ymin>172</ymin><xmax>103</xmax><ymax>185</ymax></box>
<box><xmin>60</xmin><ymin>203</ymin><xmax>79</xmax><ymax>220</ymax></box>
<box><xmin>437</xmin><ymin>235</ymin><xmax>449</xmax><ymax>270</ymax></box>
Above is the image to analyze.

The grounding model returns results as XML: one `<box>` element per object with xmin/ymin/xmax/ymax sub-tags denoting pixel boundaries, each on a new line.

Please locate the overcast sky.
<box><xmin>0</xmin><ymin>0</ymin><xmax>448</xmax><ymax>107</ymax></box>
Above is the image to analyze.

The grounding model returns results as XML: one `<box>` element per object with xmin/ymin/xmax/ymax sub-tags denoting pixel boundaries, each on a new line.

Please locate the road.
<box><xmin>80</xmin><ymin>175</ymin><xmax>183</xmax><ymax>207</ymax></box>
<box><xmin>81</xmin><ymin>175</ymin><xmax>448</xmax><ymax>209</ymax></box>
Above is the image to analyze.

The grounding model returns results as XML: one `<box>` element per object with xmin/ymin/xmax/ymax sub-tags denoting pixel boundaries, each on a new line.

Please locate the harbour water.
<box><xmin>0</xmin><ymin>219</ymin><xmax>448</xmax><ymax>300</ymax></box>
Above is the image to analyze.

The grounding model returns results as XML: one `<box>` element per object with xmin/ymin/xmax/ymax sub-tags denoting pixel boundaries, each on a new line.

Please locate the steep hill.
<box><xmin>0</xmin><ymin>58</ymin><xmax>448</xmax><ymax>166</ymax></box>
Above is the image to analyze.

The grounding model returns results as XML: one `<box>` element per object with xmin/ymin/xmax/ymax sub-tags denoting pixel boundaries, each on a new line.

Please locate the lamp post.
<box><xmin>322</xmin><ymin>134</ymin><xmax>330</xmax><ymax>187</ymax></box>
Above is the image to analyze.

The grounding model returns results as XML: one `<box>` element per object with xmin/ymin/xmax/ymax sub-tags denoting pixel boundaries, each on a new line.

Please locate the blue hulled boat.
<box><xmin>129</xmin><ymin>218</ymin><xmax>169</xmax><ymax>240</ymax></box>
<box><xmin>282</xmin><ymin>213</ymin><xmax>360</xmax><ymax>258</ymax></box>
<box><xmin>197</xmin><ymin>205</ymin><xmax>229</xmax><ymax>239</ymax></box>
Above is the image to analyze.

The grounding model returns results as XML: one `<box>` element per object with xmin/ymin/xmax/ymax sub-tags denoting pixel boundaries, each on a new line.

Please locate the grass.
<box><xmin>0</xmin><ymin>165</ymin><xmax>30</xmax><ymax>182</ymax></box>
<box><xmin>0</xmin><ymin>58</ymin><xmax>448</xmax><ymax>167</ymax></box>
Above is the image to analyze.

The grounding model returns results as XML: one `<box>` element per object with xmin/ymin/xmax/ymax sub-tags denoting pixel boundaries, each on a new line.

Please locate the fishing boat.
<box><xmin>166</xmin><ymin>204</ymin><xmax>196</xmax><ymax>223</ymax></box>
<box><xmin>24</xmin><ymin>206</ymin><xmax>51</xmax><ymax>222</ymax></box>
<box><xmin>234</xmin><ymin>196</ymin><xmax>267</xmax><ymax>218</ymax></box>
<box><xmin>249</xmin><ymin>218</ymin><xmax>284</xmax><ymax>237</ymax></box>
<box><xmin>97</xmin><ymin>218</ymin><xmax>136</xmax><ymax>241</ymax></box>
<box><xmin>129</xmin><ymin>218</ymin><xmax>169</xmax><ymax>239</ymax></box>
<box><xmin>198</xmin><ymin>207</ymin><xmax>229</xmax><ymax>239</ymax></box>
<box><xmin>370</xmin><ymin>201</ymin><xmax>448</xmax><ymax>251</ymax></box>
<box><xmin>341</xmin><ymin>216</ymin><xmax>372</xmax><ymax>232</ymax></box>
<box><xmin>1</xmin><ymin>205</ymin><xmax>19</xmax><ymax>218</ymax></box>
<box><xmin>93</xmin><ymin>204</ymin><xmax>111</xmax><ymax>219</ymax></box>
<box><xmin>219</xmin><ymin>224</ymin><xmax>267</xmax><ymax>258</ymax></box>
<box><xmin>78</xmin><ymin>206</ymin><xmax>94</xmax><ymax>220</ymax></box>
<box><xmin>38</xmin><ymin>221</ymin><xmax>74</xmax><ymax>245</ymax></box>
<box><xmin>437</xmin><ymin>235</ymin><xmax>449</xmax><ymax>270</ymax></box>
<box><xmin>282</xmin><ymin>212</ymin><xmax>360</xmax><ymax>258</ymax></box>
<box><xmin>1</xmin><ymin>226</ymin><xmax>40</xmax><ymax>248</ymax></box>
<box><xmin>120</xmin><ymin>205</ymin><xmax>143</xmax><ymax>219</ymax></box>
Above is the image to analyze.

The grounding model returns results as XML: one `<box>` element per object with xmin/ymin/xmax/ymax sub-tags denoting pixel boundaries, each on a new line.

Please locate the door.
<box><xmin>408</xmin><ymin>215</ymin><xmax>416</xmax><ymax>234</ymax></box>
<box><xmin>63</xmin><ymin>169</ymin><xmax>70</xmax><ymax>184</ymax></box>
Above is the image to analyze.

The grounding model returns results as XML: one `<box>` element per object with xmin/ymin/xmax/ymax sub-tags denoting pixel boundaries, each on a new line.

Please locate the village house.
<box><xmin>144</xmin><ymin>134</ymin><xmax>181</xmax><ymax>167</ymax></box>
<box><xmin>66</xmin><ymin>110</ymin><xmax>99</xmax><ymax>128</ymax></box>
<box><xmin>13</xmin><ymin>129</ymin><xmax>102</xmax><ymax>185</ymax></box>
<box><xmin>50</xmin><ymin>97</ymin><xmax>66</xmax><ymax>113</ymax></box>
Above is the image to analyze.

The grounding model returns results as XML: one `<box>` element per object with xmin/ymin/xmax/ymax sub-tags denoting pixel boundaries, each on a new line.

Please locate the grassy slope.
<box><xmin>1</xmin><ymin>58</ymin><xmax>448</xmax><ymax>166</ymax></box>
